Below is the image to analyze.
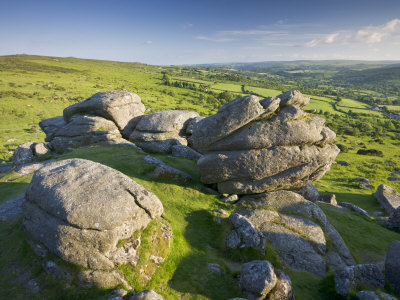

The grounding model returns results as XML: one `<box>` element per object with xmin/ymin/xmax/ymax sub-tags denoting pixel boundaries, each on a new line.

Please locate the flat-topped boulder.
<box><xmin>63</xmin><ymin>90</ymin><xmax>145</xmax><ymax>131</ymax></box>
<box><xmin>24</xmin><ymin>158</ymin><xmax>163</xmax><ymax>270</ymax></box>
<box><xmin>375</xmin><ymin>184</ymin><xmax>400</xmax><ymax>214</ymax></box>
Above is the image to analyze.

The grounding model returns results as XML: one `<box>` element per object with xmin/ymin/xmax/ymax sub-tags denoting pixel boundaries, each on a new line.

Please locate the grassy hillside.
<box><xmin>1</xmin><ymin>55</ymin><xmax>400</xmax><ymax>299</ymax></box>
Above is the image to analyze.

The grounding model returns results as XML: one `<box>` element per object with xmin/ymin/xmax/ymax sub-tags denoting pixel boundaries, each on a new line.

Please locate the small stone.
<box><xmin>339</xmin><ymin>202</ymin><xmax>371</xmax><ymax>219</ymax></box>
<box><xmin>143</xmin><ymin>155</ymin><xmax>164</xmax><ymax>165</ymax></box>
<box><xmin>151</xmin><ymin>164</ymin><xmax>193</xmax><ymax>184</ymax></box>
<box><xmin>388</xmin><ymin>177</ymin><xmax>400</xmax><ymax>182</ymax></box>
<box><xmin>353</xmin><ymin>177</ymin><xmax>370</xmax><ymax>184</ymax></box>
<box><xmin>319</xmin><ymin>194</ymin><xmax>337</xmax><ymax>205</ymax></box>
<box><xmin>108</xmin><ymin>288</ymin><xmax>128</xmax><ymax>300</ymax></box>
<box><xmin>337</xmin><ymin>161</ymin><xmax>349</xmax><ymax>166</ymax></box>
<box><xmin>207</xmin><ymin>263</ymin><xmax>221</xmax><ymax>275</ymax></box>
<box><xmin>219</xmin><ymin>194</ymin><xmax>239</xmax><ymax>204</ymax></box>
<box><xmin>27</xmin><ymin>279</ymin><xmax>40</xmax><ymax>294</ymax></box>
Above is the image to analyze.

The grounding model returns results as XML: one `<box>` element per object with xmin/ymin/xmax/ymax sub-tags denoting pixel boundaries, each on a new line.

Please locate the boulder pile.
<box><xmin>191</xmin><ymin>90</ymin><xmax>339</xmax><ymax>194</ymax></box>
<box><xmin>226</xmin><ymin>191</ymin><xmax>355</xmax><ymax>276</ymax></box>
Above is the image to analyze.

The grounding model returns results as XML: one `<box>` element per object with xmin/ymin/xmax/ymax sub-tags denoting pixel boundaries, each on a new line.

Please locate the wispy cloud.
<box><xmin>305</xmin><ymin>19</ymin><xmax>400</xmax><ymax>47</ymax></box>
<box><xmin>183</xmin><ymin>23</ymin><xmax>193</xmax><ymax>29</ymax></box>
<box><xmin>144</xmin><ymin>40</ymin><xmax>152</xmax><ymax>45</ymax></box>
<box><xmin>195</xmin><ymin>36</ymin><xmax>235</xmax><ymax>42</ymax></box>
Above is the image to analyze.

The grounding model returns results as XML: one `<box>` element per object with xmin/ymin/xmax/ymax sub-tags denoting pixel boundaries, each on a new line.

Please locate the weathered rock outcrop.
<box><xmin>226</xmin><ymin>191</ymin><xmax>355</xmax><ymax>276</ymax></box>
<box><xmin>63</xmin><ymin>90</ymin><xmax>145</xmax><ymax>131</ymax></box>
<box><xmin>129</xmin><ymin>110</ymin><xmax>199</xmax><ymax>153</ymax></box>
<box><xmin>375</xmin><ymin>184</ymin><xmax>400</xmax><ymax>214</ymax></box>
<box><xmin>23</xmin><ymin>159</ymin><xmax>164</xmax><ymax>272</ymax></box>
<box><xmin>39</xmin><ymin>90</ymin><xmax>145</xmax><ymax>151</ymax></box>
<box><xmin>193</xmin><ymin>90</ymin><xmax>339</xmax><ymax>194</ymax></box>
<box><xmin>48</xmin><ymin>115</ymin><xmax>122</xmax><ymax>151</ymax></box>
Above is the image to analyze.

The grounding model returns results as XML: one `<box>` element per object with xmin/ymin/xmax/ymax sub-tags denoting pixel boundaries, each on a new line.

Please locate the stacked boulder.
<box><xmin>126</xmin><ymin>110</ymin><xmax>200</xmax><ymax>153</ymax></box>
<box><xmin>40</xmin><ymin>90</ymin><xmax>145</xmax><ymax>151</ymax></box>
<box><xmin>23</xmin><ymin>158</ymin><xmax>170</xmax><ymax>289</ymax></box>
<box><xmin>192</xmin><ymin>90</ymin><xmax>339</xmax><ymax>194</ymax></box>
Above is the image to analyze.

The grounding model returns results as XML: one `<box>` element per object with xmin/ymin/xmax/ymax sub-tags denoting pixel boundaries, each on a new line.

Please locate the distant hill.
<box><xmin>193</xmin><ymin>60</ymin><xmax>400</xmax><ymax>73</ymax></box>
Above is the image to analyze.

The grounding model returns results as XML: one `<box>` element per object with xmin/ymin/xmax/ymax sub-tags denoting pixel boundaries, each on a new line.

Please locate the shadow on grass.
<box><xmin>168</xmin><ymin>210</ymin><xmax>242</xmax><ymax>299</ymax></box>
<box><xmin>0</xmin><ymin>182</ymin><xmax>28</xmax><ymax>204</ymax></box>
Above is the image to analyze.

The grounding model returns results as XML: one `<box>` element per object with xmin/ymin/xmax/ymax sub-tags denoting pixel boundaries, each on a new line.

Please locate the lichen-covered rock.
<box><xmin>23</xmin><ymin>158</ymin><xmax>163</xmax><ymax>270</ymax></box>
<box><xmin>191</xmin><ymin>95</ymin><xmax>265</xmax><ymax>150</ymax></box>
<box><xmin>334</xmin><ymin>264</ymin><xmax>385</xmax><ymax>296</ymax></box>
<box><xmin>195</xmin><ymin>117</ymin><xmax>335</xmax><ymax>151</ymax></box>
<box><xmin>272</xmin><ymin>270</ymin><xmax>295</xmax><ymax>300</ymax></box>
<box><xmin>12</xmin><ymin>141</ymin><xmax>35</xmax><ymax>165</ymax></box>
<box><xmin>63</xmin><ymin>90</ymin><xmax>145</xmax><ymax>131</ymax></box>
<box><xmin>193</xmin><ymin>91</ymin><xmax>338</xmax><ymax>194</ymax></box>
<box><xmin>228</xmin><ymin>191</ymin><xmax>355</xmax><ymax>276</ymax></box>
<box><xmin>78</xmin><ymin>270</ymin><xmax>131</xmax><ymax>289</ymax></box>
<box><xmin>339</xmin><ymin>202</ymin><xmax>371</xmax><ymax>219</ymax></box>
<box><xmin>375</xmin><ymin>184</ymin><xmax>400</xmax><ymax>214</ymax></box>
<box><xmin>278</xmin><ymin>89</ymin><xmax>310</xmax><ymax>108</ymax></box>
<box><xmin>356</xmin><ymin>291</ymin><xmax>379</xmax><ymax>300</ymax></box>
<box><xmin>32</xmin><ymin>142</ymin><xmax>50</xmax><ymax>157</ymax></box>
<box><xmin>385</xmin><ymin>241</ymin><xmax>400</xmax><ymax>294</ymax></box>
<box><xmin>198</xmin><ymin>144</ymin><xmax>339</xmax><ymax>194</ymax></box>
<box><xmin>239</xmin><ymin>260</ymin><xmax>277</xmax><ymax>299</ymax></box>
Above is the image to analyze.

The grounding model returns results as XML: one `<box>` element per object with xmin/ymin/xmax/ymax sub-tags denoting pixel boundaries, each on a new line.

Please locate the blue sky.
<box><xmin>1</xmin><ymin>0</ymin><xmax>400</xmax><ymax>64</ymax></box>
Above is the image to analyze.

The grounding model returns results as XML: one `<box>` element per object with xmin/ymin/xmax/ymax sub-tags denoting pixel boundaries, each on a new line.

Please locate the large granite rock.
<box><xmin>387</xmin><ymin>207</ymin><xmax>400</xmax><ymax>230</ymax></box>
<box><xmin>227</xmin><ymin>191</ymin><xmax>355</xmax><ymax>276</ymax></box>
<box><xmin>197</xmin><ymin>116</ymin><xmax>335</xmax><ymax>151</ymax></box>
<box><xmin>129</xmin><ymin>110</ymin><xmax>199</xmax><ymax>153</ymax></box>
<box><xmin>191</xmin><ymin>95</ymin><xmax>266</xmax><ymax>150</ymax></box>
<box><xmin>63</xmin><ymin>90</ymin><xmax>145</xmax><ymax>131</ymax></box>
<box><xmin>23</xmin><ymin>158</ymin><xmax>163</xmax><ymax>271</ymax></box>
<box><xmin>375</xmin><ymin>185</ymin><xmax>400</xmax><ymax>214</ymax></box>
<box><xmin>385</xmin><ymin>241</ymin><xmax>400</xmax><ymax>294</ymax></box>
<box><xmin>193</xmin><ymin>90</ymin><xmax>339</xmax><ymax>194</ymax></box>
<box><xmin>48</xmin><ymin>115</ymin><xmax>122</xmax><ymax>151</ymax></box>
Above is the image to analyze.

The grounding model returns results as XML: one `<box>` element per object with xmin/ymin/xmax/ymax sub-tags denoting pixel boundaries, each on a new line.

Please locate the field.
<box><xmin>1</xmin><ymin>55</ymin><xmax>400</xmax><ymax>299</ymax></box>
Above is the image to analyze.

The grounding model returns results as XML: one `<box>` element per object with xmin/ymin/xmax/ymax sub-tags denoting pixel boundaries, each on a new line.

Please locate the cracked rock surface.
<box><xmin>23</xmin><ymin>158</ymin><xmax>163</xmax><ymax>270</ymax></box>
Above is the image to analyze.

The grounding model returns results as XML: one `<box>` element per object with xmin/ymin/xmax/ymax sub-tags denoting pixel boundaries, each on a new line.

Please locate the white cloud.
<box><xmin>144</xmin><ymin>40</ymin><xmax>152</xmax><ymax>45</ymax></box>
<box><xmin>305</xmin><ymin>19</ymin><xmax>400</xmax><ymax>47</ymax></box>
<box><xmin>195</xmin><ymin>36</ymin><xmax>235</xmax><ymax>42</ymax></box>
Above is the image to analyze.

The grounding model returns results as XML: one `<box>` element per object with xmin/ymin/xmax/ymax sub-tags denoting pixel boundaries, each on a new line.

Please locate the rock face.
<box><xmin>239</xmin><ymin>260</ymin><xmax>294</xmax><ymax>300</ymax></box>
<box><xmin>334</xmin><ymin>264</ymin><xmax>385</xmax><ymax>296</ymax></box>
<box><xmin>63</xmin><ymin>90</ymin><xmax>145</xmax><ymax>131</ymax></box>
<box><xmin>23</xmin><ymin>158</ymin><xmax>164</xmax><ymax>271</ymax></box>
<box><xmin>375</xmin><ymin>185</ymin><xmax>400</xmax><ymax>214</ymax></box>
<box><xmin>385</xmin><ymin>241</ymin><xmax>400</xmax><ymax>294</ymax></box>
<box><xmin>193</xmin><ymin>90</ymin><xmax>339</xmax><ymax>194</ymax></box>
<box><xmin>129</xmin><ymin>110</ymin><xmax>199</xmax><ymax>153</ymax></box>
<box><xmin>227</xmin><ymin>191</ymin><xmax>355</xmax><ymax>276</ymax></box>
